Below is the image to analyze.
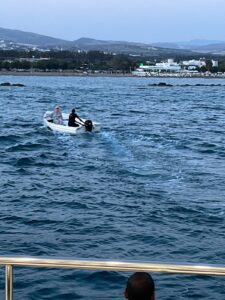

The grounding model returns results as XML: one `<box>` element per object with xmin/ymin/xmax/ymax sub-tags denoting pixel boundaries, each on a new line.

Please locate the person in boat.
<box><xmin>48</xmin><ymin>106</ymin><xmax>64</xmax><ymax>125</ymax></box>
<box><xmin>68</xmin><ymin>108</ymin><xmax>84</xmax><ymax>127</ymax></box>
<box><xmin>124</xmin><ymin>272</ymin><xmax>155</xmax><ymax>300</ymax></box>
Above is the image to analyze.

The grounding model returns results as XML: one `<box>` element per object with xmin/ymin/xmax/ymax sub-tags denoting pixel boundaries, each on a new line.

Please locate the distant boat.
<box><xmin>43</xmin><ymin>111</ymin><xmax>101</xmax><ymax>134</ymax></box>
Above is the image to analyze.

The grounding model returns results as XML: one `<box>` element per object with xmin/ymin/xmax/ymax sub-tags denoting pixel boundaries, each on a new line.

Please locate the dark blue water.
<box><xmin>1</xmin><ymin>75</ymin><xmax>225</xmax><ymax>299</ymax></box>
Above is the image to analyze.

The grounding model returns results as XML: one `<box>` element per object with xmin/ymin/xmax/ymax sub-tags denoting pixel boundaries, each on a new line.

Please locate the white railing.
<box><xmin>1</xmin><ymin>256</ymin><xmax>225</xmax><ymax>300</ymax></box>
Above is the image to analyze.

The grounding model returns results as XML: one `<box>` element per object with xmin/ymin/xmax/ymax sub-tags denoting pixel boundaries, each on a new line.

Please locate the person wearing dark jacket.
<box><xmin>125</xmin><ymin>272</ymin><xmax>155</xmax><ymax>300</ymax></box>
<box><xmin>68</xmin><ymin>108</ymin><xmax>84</xmax><ymax>127</ymax></box>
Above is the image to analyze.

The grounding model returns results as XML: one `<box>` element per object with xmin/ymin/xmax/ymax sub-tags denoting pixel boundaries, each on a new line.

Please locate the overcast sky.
<box><xmin>1</xmin><ymin>0</ymin><xmax>225</xmax><ymax>43</ymax></box>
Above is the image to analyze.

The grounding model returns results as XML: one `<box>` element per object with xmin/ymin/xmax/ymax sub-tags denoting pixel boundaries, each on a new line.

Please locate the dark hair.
<box><xmin>72</xmin><ymin>108</ymin><xmax>75</xmax><ymax>113</ymax></box>
<box><xmin>126</xmin><ymin>272</ymin><xmax>155</xmax><ymax>300</ymax></box>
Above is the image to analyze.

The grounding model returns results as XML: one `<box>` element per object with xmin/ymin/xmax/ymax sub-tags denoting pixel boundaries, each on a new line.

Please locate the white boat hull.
<box><xmin>43</xmin><ymin>111</ymin><xmax>101</xmax><ymax>134</ymax></box>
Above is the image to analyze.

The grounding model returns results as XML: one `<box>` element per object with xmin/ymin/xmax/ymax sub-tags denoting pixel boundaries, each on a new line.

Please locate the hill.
<box><xmin>0</xmin><ymin>27</ymin><xmax>70</xmax><ymax>47</ymax></box>
<box><xmin>152</xmin><ymin>39</ymin><xmax>225</xmax><ymax>54</ymax></box>
<box><xmin>0</xmin><ymin>27</ymin><xmax>224</xmax><ymax>57</ymax></box>
<box><xmin>190</xmin><ymin>43</ymin><xmax>225</xmax><ymax>55</ymax></box>
<box><xmin>71</xmin><ymin>37</ymin><xmax>192</xmax><ymax>56</ymax></box>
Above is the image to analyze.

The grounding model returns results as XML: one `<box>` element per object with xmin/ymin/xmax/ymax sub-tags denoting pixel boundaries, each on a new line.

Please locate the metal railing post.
<box><xmin>5</xmin><ymin>265</ymin><xmax>13</xmax><ymax>300</ymax></box>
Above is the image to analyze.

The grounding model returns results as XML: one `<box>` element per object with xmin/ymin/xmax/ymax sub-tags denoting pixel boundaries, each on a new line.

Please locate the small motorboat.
<box><xmin>43</xmin><ymin>111</ymin><xmax>101</xmax><ymax>134</ymax></box>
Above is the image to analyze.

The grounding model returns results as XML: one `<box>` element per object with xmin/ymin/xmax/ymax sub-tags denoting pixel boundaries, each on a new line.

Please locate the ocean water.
<box><xmin>0</xmin><ymin>75</ymin><xmax>225</xmax><ymax>299</ymax></box>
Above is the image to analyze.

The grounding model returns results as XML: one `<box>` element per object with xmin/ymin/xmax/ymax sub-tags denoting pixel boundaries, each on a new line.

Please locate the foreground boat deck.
<box><xmin>1</xmin><ymin>256</ymin><xmax>225</xmax><ymax>300</ymax></box>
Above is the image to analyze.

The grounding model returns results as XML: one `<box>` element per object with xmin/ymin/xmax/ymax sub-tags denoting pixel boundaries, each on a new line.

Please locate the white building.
<box><xmin>181</xmin><ymin>59</ymin><xmax>206</xmax><ymax>69</ymax></box>
<box><xmin>212</xmin><ymin>60</ymin><xmax>218</xmax><ymax>67</ymax></box>
<box><xmin>132</xmin><ymin>58</ymin><xmax>219</xmax><ymax>76</ymax></box>
<box><xmin>138</xmin><ymin>59</ymin><xmax>181</xmax><ymax>72</ymax></box>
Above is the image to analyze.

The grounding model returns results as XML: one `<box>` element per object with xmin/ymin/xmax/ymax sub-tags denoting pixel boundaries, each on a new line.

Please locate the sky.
<box><xmin>1</xmin><ymin>0</ymin><xmax>225</xmax><ymax>43</ymax></box>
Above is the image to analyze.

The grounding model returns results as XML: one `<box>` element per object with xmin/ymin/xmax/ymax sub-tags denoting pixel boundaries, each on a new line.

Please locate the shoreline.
<box><xmin>0</xmin><ymin>71</ymin><xmax>225</xmax><ymax>79</ymax></box>
<box><xmin>0</xmin><ymin>71</ymin><xmax>133</xmax><ymax>77</ymax></box>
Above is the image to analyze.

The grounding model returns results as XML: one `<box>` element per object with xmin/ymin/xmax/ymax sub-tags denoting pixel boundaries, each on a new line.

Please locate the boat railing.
<box><xmin>1</xmin><ymin>256</ymin><xmax>225</xmax><ymax>300</ymax></box>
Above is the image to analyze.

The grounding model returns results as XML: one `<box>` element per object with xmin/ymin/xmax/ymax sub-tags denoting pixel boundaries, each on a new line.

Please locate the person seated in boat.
<box><xmin>68</xmin><ymin>108</ymin><xmax>84</xmax><ymax>127</ymax></box>
<box><xmin>48</xmin><ymin>106</ymin><xmax>64</xmax><ymax>125</ymax></box>
<box><xmin>124</xmin><ymin>272</ymin><xmax>155</xmax><ymax>300</ymax></box>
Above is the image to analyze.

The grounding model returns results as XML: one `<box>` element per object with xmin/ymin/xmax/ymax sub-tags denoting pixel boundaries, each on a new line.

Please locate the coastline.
<box><xmin>0</xmin><ymin>71</ymin><xmax>133</xmax><ymax>77</ymax></box>
<box><xmin>0</xmin><ymin>70</ymin><xmax>225</xmax><ymax>79</ymax></box>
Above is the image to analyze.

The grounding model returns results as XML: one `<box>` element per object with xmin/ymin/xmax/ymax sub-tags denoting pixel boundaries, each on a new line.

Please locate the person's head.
<box><xmin>125</xmin><ymin>272</ymin><xmax>155</xmax><ymax>300</ymax></box>
<box><xmin>72</xmin><ymin>108</ymin><xmax>75</xmax><ymax>113</ymax></box>
<box><xmin>55</xmin><ymin>106</ymin><xmax>61</xmax><ymax>112</ymax></box>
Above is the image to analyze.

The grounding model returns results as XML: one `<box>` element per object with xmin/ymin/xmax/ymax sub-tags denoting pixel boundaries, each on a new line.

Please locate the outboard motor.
<box><xmin>84</xmin><ymin>120</ymin><xmax>93</xmax><ymax>132</ymax></box>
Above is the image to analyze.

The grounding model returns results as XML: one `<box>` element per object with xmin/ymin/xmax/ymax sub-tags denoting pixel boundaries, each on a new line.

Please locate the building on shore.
<box><xmin>180</xmin><ymin>58</ymin><xmax>206</xmax><ymax>70</ymax></box>
<box><xmin>132</xmin><ymin>58</ymin><xmax>219</xmax><ymax>77</ymax></box>
<box><xmin>133</xmin><ymin>59</ymin><xmax>181</xmax><ymax>76</ymax></box>
<box><xmin>212</xmin><ymin>60</ymin><xmax>219</xmax><ymax>67</ymax></box>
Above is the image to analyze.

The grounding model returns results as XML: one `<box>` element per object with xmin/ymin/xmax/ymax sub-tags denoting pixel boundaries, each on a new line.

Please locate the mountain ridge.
<box><xmin>1</xmin><ymin>27</ymin><xmax>225</xmax><ymax>55</ymax></box>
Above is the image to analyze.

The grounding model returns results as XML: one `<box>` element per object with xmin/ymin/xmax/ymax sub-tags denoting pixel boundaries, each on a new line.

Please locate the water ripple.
<box><xmin>0</xmin><ymin>76</ymin><xmax>225</xmax><ymax>299</ymax></box>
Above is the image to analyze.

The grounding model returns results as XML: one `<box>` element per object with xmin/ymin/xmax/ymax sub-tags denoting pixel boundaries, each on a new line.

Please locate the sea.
<box><xmin>0</xmin><ymin>75</ymin><xmax>225</xmax><ymax>299</ymax></box>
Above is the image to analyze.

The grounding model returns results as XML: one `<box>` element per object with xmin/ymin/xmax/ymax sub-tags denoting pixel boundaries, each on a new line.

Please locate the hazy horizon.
<box><xmin>1</xmin><ymin>0</ymin><xmax>225</xmax><ymax>44</ymax></box>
